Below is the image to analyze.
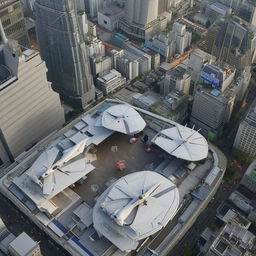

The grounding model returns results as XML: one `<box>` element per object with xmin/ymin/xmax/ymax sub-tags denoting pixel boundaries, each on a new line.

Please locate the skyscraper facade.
<box><xmin>0</xmin><ymin>0</ymin><xmax>29</xmax><ymax>47</ymax></box>
<box><xmin>125</xmin><ymin>0</ymin><xmax>159</xmax><ymax>26</ymax></box>
<box><xmin>0</xmin><ymin>42</ymin><xmax>65</xmax><ymax>167</ymax></box>
<box><xmin>35</xmin><ymin>0</ymin><xmax>95</xmax><ymax>109</ymax></box>
<box><xmin>234</xmin><ymin>100</ymin><xmax>256</xmax><ymax>157</ymax></box>
<box><xmin>206</xmin><ymin>20</ymin><xmax>252</xmax><ymax>70</ymax></box>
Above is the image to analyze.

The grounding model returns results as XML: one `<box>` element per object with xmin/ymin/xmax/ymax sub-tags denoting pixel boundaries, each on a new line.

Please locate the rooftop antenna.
<box><xmin>0</xmin><ymin>19</ymin><xmax>8</xmax><ymax>45</ymax></box>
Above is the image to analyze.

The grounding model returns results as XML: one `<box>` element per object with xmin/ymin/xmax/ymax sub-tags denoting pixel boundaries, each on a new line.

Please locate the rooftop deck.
<box><xmin>72</xmin><ymin>132</ymin><xmax>164</xmax><ymax>207</ymax></box>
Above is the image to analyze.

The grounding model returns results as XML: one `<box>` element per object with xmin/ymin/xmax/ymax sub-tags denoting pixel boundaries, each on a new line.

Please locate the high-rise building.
<box><xmin>240</xmin><ymin>160</ymin><xmax>256</xmax><ymax>193</ymax></box>
<box><xmin>35</xmin><ymin>0</ymin><xmax>95</xmax><ymax>109</ymax></box>
<box><xmin>125</xmin><ymin>0</ymin><xmax>159</xmax><ymax>26</ymax></box>
<box><xmin>234</xmin><ymin>100</ymin><xmax>256</xmax><ymax>157</ymax></box>
<box><xmin>0</xmin><ymin>30</ymin><xmax>65</xmax><ymax>167</ymax></box>
<box><xmin>119</xmin><ymin>0</ymin><xmax>170</xmax><ymax>40</ymax></box>
<box><xmin>190</xmin><ymin>64</ymin><xmax>238</xmax><ymax>137</ymax></box>
<box><xmin>158</xmin><ymin>0</ymin><xmax>170</xmax><ymax>14</ymax></box>
<box><xmin>169</xmin><ymin>22</ymin><xmax>192</xmax><ymax>55</ymax></box>
<box><xmin>219</xmin><ymin>0</ymin><xmax>242</xmax><ymax>11</ymax></box>
<box><xmin>85</xmin><ymin>0</ymin><xmax>115</xmax><ymax>19</ymax></box>
<box><xmin>0</xmin><ymin>0</ymin><xmax>29</xmax><ymax>48</ymax></box>
<box><xmin>236</xmin><ymin>0</ymin><xmax>256</xmax><ymax>26</ymax></box>
<box><xmin>206</xmin><ymin>20</ymin><xmax>252</xmax><ymax>70</ymax></box>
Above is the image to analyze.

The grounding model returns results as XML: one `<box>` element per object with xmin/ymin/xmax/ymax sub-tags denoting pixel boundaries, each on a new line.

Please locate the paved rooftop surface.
<box><xmin>72</xmin><ymin>132</ymin><xmax>164</xmax><ymax>207</ymax></box>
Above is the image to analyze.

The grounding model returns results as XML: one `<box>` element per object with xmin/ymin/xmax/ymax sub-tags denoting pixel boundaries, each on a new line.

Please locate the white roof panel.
<box><xmin>9</xmin><ymin>232</ymin><xmax>38</xmax><ymax>256</ymax></box>
<box><xmin>93</xmin><ymin>171</ymin><xmax>179</xmax><ymax>251</ymax></box>
<box><xmin>152</xmin><ymin>126</ymin><xmax>208</xmax><ymax>161</ymax></box>
<box><xmin>101</xmin><ymin>104</ymin><xmax>146</xmax><ymax>135</ymax></box>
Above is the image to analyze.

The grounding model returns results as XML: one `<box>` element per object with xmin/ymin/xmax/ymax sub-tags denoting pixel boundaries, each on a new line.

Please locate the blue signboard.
<box><xmin>200</xmin><ymin>71</ymin><xmax>220</xmax><ymax>87</ymax></box>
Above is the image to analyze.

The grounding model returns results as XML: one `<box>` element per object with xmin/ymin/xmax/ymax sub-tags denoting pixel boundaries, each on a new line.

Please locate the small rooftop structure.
<box><xmin>152</xmin><ymin>126</ymin><xmax>208</xmax><ymax>161</ymax></box>
<box><xmin>93</xmin><ymin>171</ymin><xmax>179</xmax><ymax>251</ymax></box>
<box><xmin>8</xmin><ymin>232</ymin><xmax>40</xmax><ymax>256</ymax></box>
<box><xmin>99</xmin><ymin>104</ymin><xmax>146</xmax><ymax>135</ymax></box>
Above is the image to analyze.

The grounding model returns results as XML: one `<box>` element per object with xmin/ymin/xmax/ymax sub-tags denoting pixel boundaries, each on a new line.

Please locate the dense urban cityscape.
<box><xmin>0</xmin><ymin>0</ymin><xmax>256</xmax><ymax>256</ymax></box>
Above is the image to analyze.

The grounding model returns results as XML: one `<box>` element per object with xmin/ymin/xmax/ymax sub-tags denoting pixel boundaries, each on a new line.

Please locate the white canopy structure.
<box><xmin>28</xmin><ymin>138</ymin><xmax>92</xmax><ymax>196</ymax></box>
<box><xmin>152</xmin><ymin>126</ymin><xmax>208</xmax><ymax>161</ymax></box>
<box><xmin>93</xmin><ymin>171</ymin><xmax>179</xmax><ymax>252</ymax></box>
<box><xmin>100</xmin><ymin>104</ymin><xmax>146</xmax><ymax>135</ymax></box>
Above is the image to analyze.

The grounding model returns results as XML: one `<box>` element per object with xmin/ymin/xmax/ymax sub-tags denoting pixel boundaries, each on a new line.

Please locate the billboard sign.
<box><xmin>200</xmin><ymin>71</ymin><xmax>220</xmax><ymax>87</ymax></box>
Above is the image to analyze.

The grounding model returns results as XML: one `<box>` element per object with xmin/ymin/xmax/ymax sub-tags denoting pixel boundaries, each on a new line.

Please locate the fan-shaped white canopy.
<box><xmin>101</xmin><ymin>104</ymin><xmax>146</xmax><ymax>135</ymax></box>
<box><xmin>93</xmin><ymin>171</ymin><xmax>179</xmax><ymax>251</ymax></box>
<box><xmin>152</xmin><ymin>126</ymin><xmax>208</xmax><ymax>161</ymax></box>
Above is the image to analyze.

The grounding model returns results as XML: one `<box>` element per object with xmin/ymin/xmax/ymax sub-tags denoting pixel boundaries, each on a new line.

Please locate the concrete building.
<box><xmin>107</xmin><ymin>48</ymin><xmax>123</xmax><ymax>69</ymax></box>
<box><xmin>109</xmin><ymin>35</ymin><xmax>152</xmax><ymax>74</ymax></box>
<box><xmin>125</xmin><ymin>0</ymin><xmax>159</xmax><ymax>26</ymax></box>
<box><xmin>132</xmin><ymin>92</ymin><xmax>157</xmax><ymax>111</ymax></box>
<box><xmin>119</xmin><ymin>0</ymin><xmax>170</xmax><ymax>40</ymax></box>
<box><xmin>87</xmin><ymin>38</ymin><xmax>105</xmax><ymax>59</ymax></box>
<box><xmin>139</xmin><ymin>46</ymin><xmax>161</xmax><ymax>70</ymax></box>
<box><xmin>8</xmin><ymin>232</ymin><xmax>41</xmax><ymax>256</ymax></box>
<box><xmin>145</xmin><ymin>34</ymin><xmax>175</xmax><ymax>61</ymax></box>
<box><xmin>0</xmin><ymin>0</ymin><xmax>29</xmax><ymax>48</ymax></box>
<box><xmin>97</xmin><ymin>69</ymin><xmax>126</xmax><ymax>95</ymax></box>
<box><xmin>219</xmin><ymin>0</ymin><xmax>242</xmax><ymax>11</ymax></box>
<box><xmin>240</xmin><ymin>160</ymin><xmax>256</xmax><ymax>193</ymax></box>
<box><xmin>0</xmin><ymin>218</ymin><xmax>16</xmax><ymax>255</ymax></box>
<box><xmin>85</xmin><ymin>0</ymin><xmax>117</xmax><ymax>19</ymax></box>
<box><xmin>164</xmin><ymin>89</ymin><xmax>189</xmax><ymax>123</ymax></box>
<box><xmin>97</xmin><ymin>5</ymin><xmax>124</xmax><ymax>31</ymax></box>
<box><xmin>158</xmin><ymin>0</ymin><xmax>170</xmax><ymax>14</ymax></box>
<box><xmin>162</xmin><ymin>65</ymin><xmax>191</xmax><ymax>96</ymax></box>
<box><xmin>35</xmin><ymin>0</ymin><xmax>95</xmax><ymax>109</ymax></box>
<box><xmin>236</xmin><ymin>0</ymin><xmax>256</xmax><ymax>26</ymax></box>
<box><xmin>0</xmin><ymin>42</ymin><xmax>64</xmax><ymax>167</ymax></box>
<box><xmin>234</xmin><ymin>100</ymin><xmax>256</xmax><ymax>156</ymax></box>
<box><xmin>145</xmin><ymin>22</ymin><xmax>191</xmax><ymax>59</ymax></box>
<box><xmin>207</xmin><ymin>20</ymin><xmax>253</xmax><ymax>71</ymax></box>
<box><xmin>190</xmin><ymin>64</ymin><xmax>237</xmax><ymax>137</ymax></box>
<box><xmin>116</xmin><ymin>52</ymin><xmax>139</xmax><ymax>80</ymax></box>
<box><xmin>205</xmin><ymin>2</ymin><xmax>232</xmax><ymax>24</ymax></box>
<box><xmin>169</xmin><ymin>22</ymin><xmax>192</xmax><ymax>55</ymax></box>
<box><xmin>90</xmin><ymin>55</ymin><xmax>112</xmax><ymax>79</ymax></box>
<box><xmin>0</xmin><ymin>219</ymin><xmax>41</xmax><ymax>256</ymax></box>
<box><xmin>187</xmin><ymin>48</ymin><xmax>216</xmax><ymax>82</ymax></box>
<box><xmin>206</xmin><ymin>221</ymin><xmax>256</xmax><ymax>256</ymax></box>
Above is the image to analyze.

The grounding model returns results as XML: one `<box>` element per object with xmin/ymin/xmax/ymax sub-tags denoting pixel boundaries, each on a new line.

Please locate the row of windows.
<box><xmin>5</xmin><ymin>20</ymin><xmax>26</xmax><ymax>37</ymax></box>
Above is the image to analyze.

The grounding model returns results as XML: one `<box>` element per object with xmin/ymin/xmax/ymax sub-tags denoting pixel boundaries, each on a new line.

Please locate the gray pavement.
<box><xmin>72</xmin><ymin>132</ymin><xmax>163</xmax><ymax>207</ymax></box>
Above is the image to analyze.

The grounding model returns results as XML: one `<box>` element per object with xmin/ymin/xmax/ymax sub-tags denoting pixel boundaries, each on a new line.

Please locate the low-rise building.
<box><xmin>145</xmin><ymin>22</ymin><xmax>191</xmax><ymax>60</ymax></box>
<box><xmin>9</xmin><ymin>232</ymin><xmax>42</xmax><ymax>256</ymax></box>
<box><xmin>116</xmin><ymin>52</ymin><xmax>139</xmax><ymax>80</ymax></box>
<box><xmin>206</xmin><ymin>221</ymin><xmax>256</xmax><ymax>256</ymax></box>
<box><xmin>162</xmin><ymin>65</ymin><xmax>191</xmax><ymax>96</ymax></box>
<box><xmin>90</xmin><ymin>56</ymin><xmax>112</xmax><ymax>78</ymax></box>
<box><xmin>97</xmin><ymin>69</ymin><xmax>126</xmax><ymax>95</ymax></box>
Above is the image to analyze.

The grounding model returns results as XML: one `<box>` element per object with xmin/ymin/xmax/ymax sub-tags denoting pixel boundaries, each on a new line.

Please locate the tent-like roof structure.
<box><xmin>100</xmin><ymin>104</ymin><xmax>146</xmax><ymax>135</ymax></box>
<box><xmin>15</xmin><ymin>138</ymin><xmax>95</xmax><ymax>203</ymax></box>
<box><xmin>93</xmin><ymin>171</ymin><xmax>179</xmax><ymax>252</ymax></box>
<box><xmin>152</xmin><ymin>126</ymin><xmax>208</xmax><ymax>161</ymax></box>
